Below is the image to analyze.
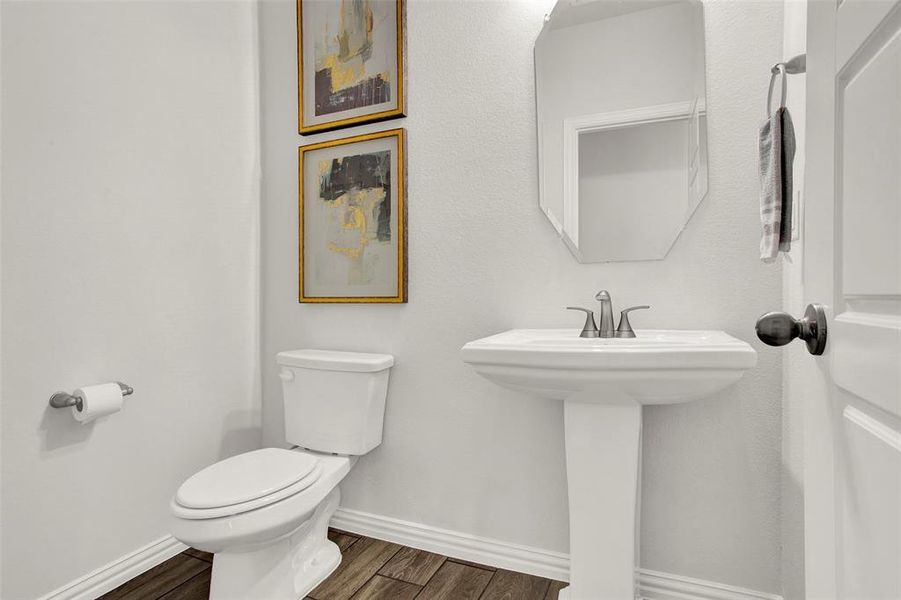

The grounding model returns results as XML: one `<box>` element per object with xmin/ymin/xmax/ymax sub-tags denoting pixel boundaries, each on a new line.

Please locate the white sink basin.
<box><xmin>461</xmin><ymin>329</ymin><xmax>756</xmax><ymax>403</ymax></box>
<box><xmin>461</xmin><ymin>328</ymin><xmax>756</xmax><ymax>600</ymax></box>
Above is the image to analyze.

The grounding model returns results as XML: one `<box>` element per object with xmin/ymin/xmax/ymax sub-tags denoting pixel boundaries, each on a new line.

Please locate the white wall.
<box><xmin>260</xmin><ymin>0</ymin><xmax>784</xmax><ymax>593</ymax></box>
<box><xmin>0</xmin><ymin>2</ymin><xmax>261</xmax><ymax>597</ymax></box>
<box><xmin>0</xmin><ymin>4</ymin><xmax>5</xmax><ymax>594</ymax></box>
<box><xmin>578</xmin><ymin>120</ymin><xmax>689</xmax><ymax>261</ymax></box>
<box><xmin>781</xmin><ymin>1</ymin><xmax>808</xmax><ymax>598</ymax></box>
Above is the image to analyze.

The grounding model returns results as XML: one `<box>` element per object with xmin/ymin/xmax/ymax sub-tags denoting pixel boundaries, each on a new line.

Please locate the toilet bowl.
<box><xmin>169</xmin><ymin>450</ymin><xmax>354</xmax><ymax>599</ymax></box>
<box><xmin>169</xmin><ymin>349</ymin><xmax>393</xmax><ymax>600</ymax></box>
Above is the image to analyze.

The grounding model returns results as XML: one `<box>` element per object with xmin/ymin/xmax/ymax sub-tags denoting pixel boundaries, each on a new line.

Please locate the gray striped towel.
<box><xmin>758</xmin><ymin>106</ymin><xmax>796</xmax><ymax>262</ymax></box>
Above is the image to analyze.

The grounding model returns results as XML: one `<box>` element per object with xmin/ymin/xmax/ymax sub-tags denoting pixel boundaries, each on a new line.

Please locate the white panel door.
<box><xmin>805</xmin><ymin>1</ymin><xmax>901</xmax><ymax>598</ymax></box>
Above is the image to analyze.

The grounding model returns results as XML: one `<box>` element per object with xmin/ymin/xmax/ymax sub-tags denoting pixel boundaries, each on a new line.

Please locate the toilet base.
<box><xmin>208</xmin><ymin>487</ymin><xmax>342</xmax><ymax>600</ymax></box>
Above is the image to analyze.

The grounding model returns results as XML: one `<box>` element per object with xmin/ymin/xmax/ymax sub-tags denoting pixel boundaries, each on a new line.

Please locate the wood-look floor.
<box><xmin>100</xmin><ymin>529</ymin><xmax>567</xmax><ymax>600</ymax></box>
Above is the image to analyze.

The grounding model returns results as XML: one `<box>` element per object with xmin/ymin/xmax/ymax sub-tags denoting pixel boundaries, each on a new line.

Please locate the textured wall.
<box><xmin>259</xmin><ymin>0</ymin><xmax>783</xmax><ymax>592</ymax></box>
<box><xmin>0</xmin><ymin>3</ymin><xmax>260</xmax><ymax>597</ymax></box>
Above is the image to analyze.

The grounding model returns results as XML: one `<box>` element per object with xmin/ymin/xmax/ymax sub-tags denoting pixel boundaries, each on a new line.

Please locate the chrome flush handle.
<box><xmin>615</xmin><ymin>305</ymin><xmax>650</xmax><ymax>338</ymax></box>
<box><xmin>566</xmin><ymin>307</ymin><xmax>600</xmax><ymax>338</ymax></box>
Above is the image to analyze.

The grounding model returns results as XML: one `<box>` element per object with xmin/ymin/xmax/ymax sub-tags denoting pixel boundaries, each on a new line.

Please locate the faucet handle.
<box><xmin>615</xmin><ymin>305</ymin><xmax>650</xmax><ymax>338</ymax></box>
<box><xmin>566</xmin><ymin>307</ymin><xmax>600</xmax><ymax>338</ymax></box>
<box><xmin>595</xmin><ymin>290</ymin><xmax>611</xmax><ymax>302</ymax></box>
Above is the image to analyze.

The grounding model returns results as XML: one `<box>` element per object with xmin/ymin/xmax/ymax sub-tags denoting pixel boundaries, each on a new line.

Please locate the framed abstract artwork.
<box><xmin>297</xmin><ymin>0</ymin><xmax>406</xmax><ymax>134</ymax></box>
<box><xmin>299</xmin><ymin>129</ymin><xmax>407</xmax><ymax>303</ymax></box>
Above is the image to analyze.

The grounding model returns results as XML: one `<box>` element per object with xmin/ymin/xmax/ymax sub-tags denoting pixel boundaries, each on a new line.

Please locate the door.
<box><xmin>805</xmin><ymin>1</ymin><xmax>901</xmax><ymax>597</ymax></box>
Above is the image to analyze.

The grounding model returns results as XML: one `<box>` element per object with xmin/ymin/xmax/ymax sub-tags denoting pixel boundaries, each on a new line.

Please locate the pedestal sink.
<box><xmin>461</xmin><ymin>329</ymin><xmax>756</xmax><ymax>600</ymax></box>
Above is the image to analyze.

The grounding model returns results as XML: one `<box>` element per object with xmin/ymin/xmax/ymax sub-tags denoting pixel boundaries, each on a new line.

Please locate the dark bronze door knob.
<box><xmin>756</xmin><ymin>303</ymin><xmax>827</xmax><ymax>355</ymax></box>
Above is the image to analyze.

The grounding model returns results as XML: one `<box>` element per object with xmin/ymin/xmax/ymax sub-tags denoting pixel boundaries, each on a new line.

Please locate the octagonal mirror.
<box><xmin>535</xmin><ymin>0</ymin><xmax>708</xmax><ymax>262</ymax></box>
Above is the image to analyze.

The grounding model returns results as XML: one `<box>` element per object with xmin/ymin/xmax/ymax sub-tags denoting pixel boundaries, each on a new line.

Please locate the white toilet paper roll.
<box><xmin>72</xmin><ymin>382</ymin><xmax>124</xmax><ymax>423</ymax></box>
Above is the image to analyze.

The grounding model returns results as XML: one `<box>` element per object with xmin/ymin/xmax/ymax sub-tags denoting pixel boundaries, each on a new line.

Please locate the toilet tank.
<box><xmin>276</xmin><ymin>349</ymin><xmax>394</xmax><ymax>455</ymax></box>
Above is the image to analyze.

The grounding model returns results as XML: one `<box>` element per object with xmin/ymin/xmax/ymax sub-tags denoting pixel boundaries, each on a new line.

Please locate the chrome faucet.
<box><xmin>595</xmin><ymin>290</ymin><xmax>615</xmax><ymax>338</ymax></box>
<box><xmin>567</xmin><ymin>290</ymin><xmax>650</xmax><ymax>338</ymax></box>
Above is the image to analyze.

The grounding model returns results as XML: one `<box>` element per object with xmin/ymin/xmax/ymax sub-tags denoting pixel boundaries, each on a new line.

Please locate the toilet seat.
<box><xmin>172</xmin><ymin>448</ymin><xmax>323</xmax><ymax>520</ymax></box>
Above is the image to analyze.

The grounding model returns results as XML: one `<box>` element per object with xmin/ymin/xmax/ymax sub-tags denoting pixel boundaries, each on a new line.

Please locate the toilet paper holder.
<box><xmin>49</xmin><ymin>382</ymin><xmax>134</xmax><ymax>410</ymax></box>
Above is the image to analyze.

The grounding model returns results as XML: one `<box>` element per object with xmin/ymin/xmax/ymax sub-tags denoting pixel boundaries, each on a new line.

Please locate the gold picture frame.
<box><xmin>297</xmin><ymin>0</ymin><xmax>407</xmax><ymax>135</ymax></box>
<box><xmin>299</xmin><ymin>129</ymin><xmax>407</xmax><ymax>303</ymax></box>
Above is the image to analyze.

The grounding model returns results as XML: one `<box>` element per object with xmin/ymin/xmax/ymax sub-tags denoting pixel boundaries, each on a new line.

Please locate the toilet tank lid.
<box><xmin>277</xmin><ymin>349</ymin><xmax>394</xmax><ymax>372</ymax></box>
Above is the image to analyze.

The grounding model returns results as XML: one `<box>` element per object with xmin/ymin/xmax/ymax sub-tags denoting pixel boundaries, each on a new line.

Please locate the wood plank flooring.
<box><xmin>100</xmin><ymin>529</ymin><xmax>566</xmax><ymax>600</ymax></box>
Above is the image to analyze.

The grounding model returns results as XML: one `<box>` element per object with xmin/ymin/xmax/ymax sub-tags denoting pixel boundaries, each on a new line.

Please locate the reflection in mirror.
<box><xmin>535</xmin><ymin>0</ymin><xmax>708</xmax><ymax>262</ymax></box>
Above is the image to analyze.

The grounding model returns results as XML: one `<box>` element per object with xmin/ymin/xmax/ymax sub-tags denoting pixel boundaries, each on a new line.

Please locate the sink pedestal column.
<box><xmin>559</xmin><ymin>398</ymin><xmax>641</xmax><ymax>600</ymax></box>
<box><xmin>462</xmin><ymin>328</ymin><xmax>757</xmax><ymax>599</ymax></box>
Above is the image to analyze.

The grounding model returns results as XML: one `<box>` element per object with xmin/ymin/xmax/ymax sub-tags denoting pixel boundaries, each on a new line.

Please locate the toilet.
<box><xmin>169</xmin><ymin>349</ymin><xmax>394</xmax><ymax>600</ymax></box>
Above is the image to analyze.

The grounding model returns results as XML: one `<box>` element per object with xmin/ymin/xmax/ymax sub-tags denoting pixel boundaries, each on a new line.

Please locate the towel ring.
<box><xmin>767</xmin><ymin>64</ymin><xmax>787</xmax><ymax>115</ymax></box>
<box><xmin>767</xmin><ymin>53</ymin><xmax>806</xmax><ymax>115</ymax></box>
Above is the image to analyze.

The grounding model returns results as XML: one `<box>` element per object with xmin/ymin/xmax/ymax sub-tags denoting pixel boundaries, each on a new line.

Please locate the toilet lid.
<box><xmin>176</xmin><ymin>448</ymin><xmax>319</xmax><ymax>509</ymax></box>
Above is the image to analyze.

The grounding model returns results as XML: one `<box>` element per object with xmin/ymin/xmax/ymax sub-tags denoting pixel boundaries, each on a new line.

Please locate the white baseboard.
<box><xmin>637</xmin><ymin>569</ymin><xmax>783</xmax><ymax>600</ymax></box>
<box><xmin>37</xmin><ymin>535</ymin><xmax>187</xmax><ymax>600</ymax></box>
<box><xmin>36</xmin><ymin>510</ymin><xmax>782</xmax><ymax>600</ymax></box>
<box><xmin>330</xmin><ymin>506</ymin><xmax>570</xmax><ymax>581</ymax></box>
<box><xmin>331</xmin><ymin>507</ymin><xmax>783</xmax><ymax>600</ymax></box>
